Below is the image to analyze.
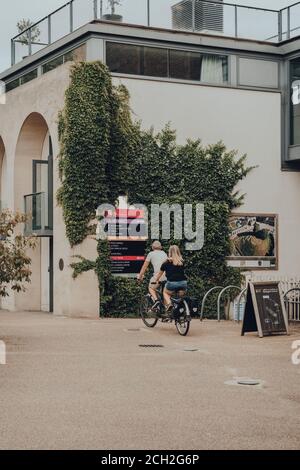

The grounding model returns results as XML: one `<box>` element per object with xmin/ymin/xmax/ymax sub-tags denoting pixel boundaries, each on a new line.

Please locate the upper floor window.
<box><xmin>290</xmin><ymin>57</ymin><xmax>300</xmax><ymax>146</ymax></box>
<box><xmin>42</xmin><ymin>44</ymin><xmax>86</xmax><ymax>75</ymax></box>
<box><xmin>106</xmin><ymin>42</ymin><xmax>228</xmax><ymax>84</ymax></box>
<box><xmin>106</xmin><ymin>43</ymin><xmax>168</xmax><ymax>78</ymax></box>
<box><xmin>6</xmin><ymin>68</ymin><xmax>38</xmax><ymax>93</ymax></box>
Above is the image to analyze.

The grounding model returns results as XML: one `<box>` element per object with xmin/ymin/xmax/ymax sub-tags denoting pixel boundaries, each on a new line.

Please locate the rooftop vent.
<box><xmin>172</xmin><ymin>0</ymin><xmax>224</xmax><ymax>34</ymax></box>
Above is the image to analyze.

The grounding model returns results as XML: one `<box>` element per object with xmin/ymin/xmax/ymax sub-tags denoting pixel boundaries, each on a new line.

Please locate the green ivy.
<box><xmin>58</xmin><ymin>61</ymin><xmax>253</xmax><ymax>318</ymax></box>
<box><xmin>58</xmin><ymin>62</ymin><xmax>113</xmax><ymax>246</ymax></box>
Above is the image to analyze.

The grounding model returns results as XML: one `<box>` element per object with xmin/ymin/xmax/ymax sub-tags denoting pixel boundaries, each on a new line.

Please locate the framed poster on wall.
<box><xmin>227</xmin><ymin>213</ymin><xmax>278</xmax><ymax>270</ymax></box>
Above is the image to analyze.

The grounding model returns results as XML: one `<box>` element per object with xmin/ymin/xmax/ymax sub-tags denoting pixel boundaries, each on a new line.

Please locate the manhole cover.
<box><xmin>237</xmin><ymin>379</ymin><xmax>261</xmax><ymax>386</ymax></box>
<box><xmin>225</xmin><ymin>377</ymin><xmax>263</xmax><ymax>387</ymax></box>
<box><xmin>139</xmin><ymin>344</ymin><xmax>164</xmax><ymax>348</ymax></box>
<box><xmin>184</xmin><ymin>348</ymin><xmax>199</xmax><ymax>352</ymax></box>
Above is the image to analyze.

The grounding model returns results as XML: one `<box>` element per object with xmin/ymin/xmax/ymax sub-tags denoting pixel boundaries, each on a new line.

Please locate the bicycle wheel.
<box><xmin>175</xmin><ymin>300</ymin><xmax>191</xmax><ymax>336</ymax></box>
<box><xmin>140</xmin><ymin>295</ymin><xmax>159</xmax><ymax>328</ymax></box>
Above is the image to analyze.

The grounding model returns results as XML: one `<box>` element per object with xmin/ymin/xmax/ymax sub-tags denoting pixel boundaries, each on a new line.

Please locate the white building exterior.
<box><xmin>1</xmin><ymin>1</ymin><xmax>300</xmax><ymax>317</ymax></box>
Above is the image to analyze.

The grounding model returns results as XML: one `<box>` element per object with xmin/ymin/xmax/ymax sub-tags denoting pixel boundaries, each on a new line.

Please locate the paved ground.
<box><xmin>0</xmin><ymin>310</ymin><xmax>300</xmax><ymax>450</ymax></box>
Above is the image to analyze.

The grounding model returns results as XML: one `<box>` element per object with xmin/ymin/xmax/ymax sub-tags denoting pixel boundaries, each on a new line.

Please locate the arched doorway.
<box><xmin>14</xmin><ymin>113</ymin><xmax>53</xmax><ymax>313</ymax></box>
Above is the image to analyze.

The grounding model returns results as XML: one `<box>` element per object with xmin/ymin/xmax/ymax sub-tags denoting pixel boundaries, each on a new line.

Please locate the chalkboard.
<box><xmin>242</xmin><ymin>282</ymin><xmax>289</xmax><ymax>337</ymax></box>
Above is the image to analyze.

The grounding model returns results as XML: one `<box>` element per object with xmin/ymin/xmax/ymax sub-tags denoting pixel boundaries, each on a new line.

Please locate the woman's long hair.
<box><xmin>168</xmin><ymin>245</ymin><xmax>184</xmax><ymax>266</ymax></box>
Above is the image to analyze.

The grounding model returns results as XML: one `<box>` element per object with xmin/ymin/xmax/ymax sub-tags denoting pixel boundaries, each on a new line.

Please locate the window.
<box><xmin>290</xmin><ymin>57</ymin><xmax>300</xmax><ymax>146</ymax></box>
<box><xmin>6</xmin><ymin>78</ymin><xmax>20</xmax><ymax>92</ymax></box>
<box><xmin>170</xmin><ymin>49</ymin><xmax>201</xmax><ymax>80</ymax></box>
<box><xmin>106</xmin><ymin>42</ymin><xmax>228</xmax><ymax>85</ymax></box>
<box><xmin>42</xmin><ymin>55</ymin><xmax>64</xmax><ymax>74</ymax></box>
<box><xmin>106</xmin><ymin>43</ymin><xmax>168</xmax><ymax>78</ymax></box>
<box><xmin>20</xmin><ymin>69</ymin><xmax>38</xmax><ymax>85</ymax></box>
<box><xmin>143</xmin><ymin>47</ymin><xmax>168</xmax><ymax>78</ymax></box>
<box><xmin>200</xmin><ymin>54</ymin><xmax>228</xmax><ymax>84</ymax></box>
<box><xmin>63</xmin><ymin>50</ymin><xmax>75</xmax><ymax>63</ymax></box>
<box><xmin>42</xmin><ymin>45</ymin><xmax>86</xmax><ymax>75</ymax></box>
<box><xmin>106</xmin><ymin>43</ymin><xmax>142</xmax><ymax>75</ymax></box>
<box><xmin>6</xmin><ymin>68</ymin><xmax>38</xmax><ymax>92</ymax></box>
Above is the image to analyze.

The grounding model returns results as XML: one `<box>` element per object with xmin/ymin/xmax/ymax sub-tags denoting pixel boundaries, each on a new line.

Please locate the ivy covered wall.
<box><xmin>58</xmin><ymin>62</ymin><xmax>252</xmax><ymax>317</ymax></box>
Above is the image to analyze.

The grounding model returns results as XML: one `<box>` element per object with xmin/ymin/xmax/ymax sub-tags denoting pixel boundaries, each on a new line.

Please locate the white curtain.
<box><xmin>200</xmin><ymin>55</ymin><xmax>224</xmax><ymax>84</ymax></box>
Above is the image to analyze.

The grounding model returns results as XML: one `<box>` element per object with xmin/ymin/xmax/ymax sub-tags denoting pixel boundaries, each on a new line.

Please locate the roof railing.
<box><xmin>10</xmin><ymin>0</ymin><xmax>300</xmax><ymax>66</ymax></box>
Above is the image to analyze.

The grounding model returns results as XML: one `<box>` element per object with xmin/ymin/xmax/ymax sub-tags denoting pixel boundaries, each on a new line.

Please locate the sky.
<box><xmin>0</xmin><ymin>0</ymin><xmax>297</xmax><ymax>73</ymax></box>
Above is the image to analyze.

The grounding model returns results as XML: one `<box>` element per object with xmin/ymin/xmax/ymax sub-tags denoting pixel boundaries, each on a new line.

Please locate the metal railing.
<box><xmin>10</xmin><ymin>0</ymin><xmax>300</xmax><ymax>66</ymax></box>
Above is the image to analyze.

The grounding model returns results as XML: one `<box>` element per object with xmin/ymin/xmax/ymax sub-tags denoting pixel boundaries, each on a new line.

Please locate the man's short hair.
<box><xmin>152</xmin><ymin>240</ymin><xmax>162</xmax><ymax>250</ymax></box>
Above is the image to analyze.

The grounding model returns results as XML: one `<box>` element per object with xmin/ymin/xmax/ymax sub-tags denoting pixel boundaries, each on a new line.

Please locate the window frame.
<box><xmin>6</xmin><ymin>67</ymin><xmax>38</xmax><ymax>92</ymax></box>
<box><xmin>285</xmin><ymin>54</ymin><xmax>300</xmax><ymax>163</ymax></box>
<box><xmin>105</xmin><ymin>39</ymin><xmax>230</xmax><ymax>87</ymax></box>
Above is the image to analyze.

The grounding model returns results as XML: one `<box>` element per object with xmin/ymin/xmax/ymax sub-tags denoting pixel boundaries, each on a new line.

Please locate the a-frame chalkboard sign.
<box><xmin>242</xmin><ymin>281</ymin><xmax>289</xmax><ymax>338</ymax></box>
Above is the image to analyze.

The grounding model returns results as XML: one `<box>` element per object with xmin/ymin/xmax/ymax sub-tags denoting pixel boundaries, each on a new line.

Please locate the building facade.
<box><xmin>1</xmin><ymin>0</ymin><xmax>300</xmax><ymax>316</ymax></box>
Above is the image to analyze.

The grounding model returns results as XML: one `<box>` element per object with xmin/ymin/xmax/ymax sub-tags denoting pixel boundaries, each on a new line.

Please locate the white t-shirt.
<box><xmin>146</xmin><ymin>250</ymin><xmax>168</xmax><ymax>274</ymax></box>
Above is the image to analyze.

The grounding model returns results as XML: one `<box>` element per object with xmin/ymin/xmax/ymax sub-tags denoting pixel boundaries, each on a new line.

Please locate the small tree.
<box><xmin>0</xmin><ymin>211</ymin><xmax>36</xmax><ymax>298</ymax></box>
<box><xmin>17</xmin><ymin>19</ymin><xmax>40</xmax><ymax>46</ymax></box>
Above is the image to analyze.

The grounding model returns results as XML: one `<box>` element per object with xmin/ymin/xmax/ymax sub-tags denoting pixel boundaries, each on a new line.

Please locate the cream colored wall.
<box><xmin>0</xmin><ymin>64</ymin><xmax>99</xmax><ymax>316</ymax></box>
<box><xmin>114</xmin><ymin>77</ymin><xmax>300</xmax><ymax>278</ymax></box>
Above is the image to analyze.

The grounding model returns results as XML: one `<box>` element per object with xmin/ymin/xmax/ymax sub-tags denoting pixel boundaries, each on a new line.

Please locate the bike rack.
<box><xmin>235</xmin><ymin>287</ymin><xmax>247</xmax><ymax>323</ymax></box>
<box><xmin>200</xmin><ymin>286</ymin><xmax>224</xmax><ymax>321</ymax></box>
<box><xmin>217</xmin><ymin>286</ymin><xmax>242</xmax><ymax>322</ymax></box>
<box><xmin>283</xmin><ymin>288</ymin><xmax>300</xmax><ymax>322</ymax></box>
<box><xmin>283</xmin><ymin>287</ymin><xmax>300</xmax><ymax>297</ymax></box>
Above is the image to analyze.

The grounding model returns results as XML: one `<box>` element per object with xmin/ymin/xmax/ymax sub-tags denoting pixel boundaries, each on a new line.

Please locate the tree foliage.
<box><xmin>16</xmin><ymin>19</ymin><xmax>40</xmax><ymax>45</ymax></box>
<box><xmin>0</xmin><ymin>211</ymin><xmax>36</xmax><ymax>298</ymax></box>
<box><xmin>58</xmin><ymin>61</ymin><xmax>253</xmax><ymax>317</ymax></box>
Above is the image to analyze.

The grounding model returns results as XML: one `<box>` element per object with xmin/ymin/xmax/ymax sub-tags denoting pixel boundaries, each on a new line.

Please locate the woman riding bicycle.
<box><xmin>155</xmin><ymin>245</ymin><xmax>187</xmax><ymax>312</ymax></box>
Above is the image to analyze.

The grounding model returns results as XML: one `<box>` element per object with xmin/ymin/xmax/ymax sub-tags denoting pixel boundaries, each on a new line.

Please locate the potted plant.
<box><xmin>16</xmin><ymin>19</ymin><xmax>41</xmax><ymax>59</ymax></box>
<box><xmin>102</xmin><ymin>0</ymin><xmax>123</xmax><ymax>22</ymax></box>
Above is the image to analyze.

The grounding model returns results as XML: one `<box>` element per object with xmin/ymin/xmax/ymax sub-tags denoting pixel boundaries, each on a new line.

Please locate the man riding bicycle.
<box><xmin>137</xmin><ymin>240</ymin><xmax>167</xmax><ymax>311</ymax></box>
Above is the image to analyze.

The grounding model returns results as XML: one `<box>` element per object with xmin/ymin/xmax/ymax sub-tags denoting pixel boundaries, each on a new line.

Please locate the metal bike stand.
<box><xmin>200</xmin><ymin>286</ymin><xmax>224</xmax><ymax>321</ymax></box>
<box><xmin>217</xmin><ymin>286</ymin><xmax>242</xmax><ymax>322</ymax></box>
<box><xmin>283</xmin><ymin>287</ymin><xmax>300</xmax><ymax>322</ymax></box>
<box><xmin>236</xmin><ymin>287</ymin><xmax>247</xmax><ymax>323</ymax></box>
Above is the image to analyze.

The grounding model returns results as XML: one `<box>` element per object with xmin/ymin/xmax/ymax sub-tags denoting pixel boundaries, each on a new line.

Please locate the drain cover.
<box><xmin>237</xmin><ymin>379</ymin><xmax>261</xmax><ymax>386</ymax></box>
<box><xmin>126</xmin><ymin>328</ymin><xmax>141</xmax><ymax>332</ymax></box>
<box><xmin>139</xmin><ymin>344</ymin><xmax>164</xmax><ymax>348</ymax></box>
<box><xmin>225</xmin><ymin>377</ymin><xmax>263</xmax><ymax>387</ymax></box>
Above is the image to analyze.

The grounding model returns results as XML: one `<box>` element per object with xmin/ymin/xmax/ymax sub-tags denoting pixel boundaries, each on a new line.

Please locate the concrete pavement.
<box><xmin>0</xmin><ymin>310</ymin><xmax>300</xmax><ymax>450</ymax></box>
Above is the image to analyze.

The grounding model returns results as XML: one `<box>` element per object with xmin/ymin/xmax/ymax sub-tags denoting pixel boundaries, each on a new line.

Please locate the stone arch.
<box><xmin>14</xmin><ymin>112</ymin><xmax>49</xmax><ymax>211</ymax></box>
<box><xmin>14</xmin><ymin>112</ymin><xmax>52</xmax><ymax>312</ymax></box>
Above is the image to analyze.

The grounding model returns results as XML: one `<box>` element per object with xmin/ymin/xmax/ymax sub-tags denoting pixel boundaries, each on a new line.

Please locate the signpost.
<box><xmin>110</xmin><ymin>240</ymin><xmax>146</xmax><ymax>275</ymax></box>
<box><xmin>242</xmin><ymin>281</ymin><xmax>289</xmax><ymax>337</ymax></box>
<box><xmin>106</xmin><ymin>208</ymin><xmax>147</xmax><ymax>276</ymax></box>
